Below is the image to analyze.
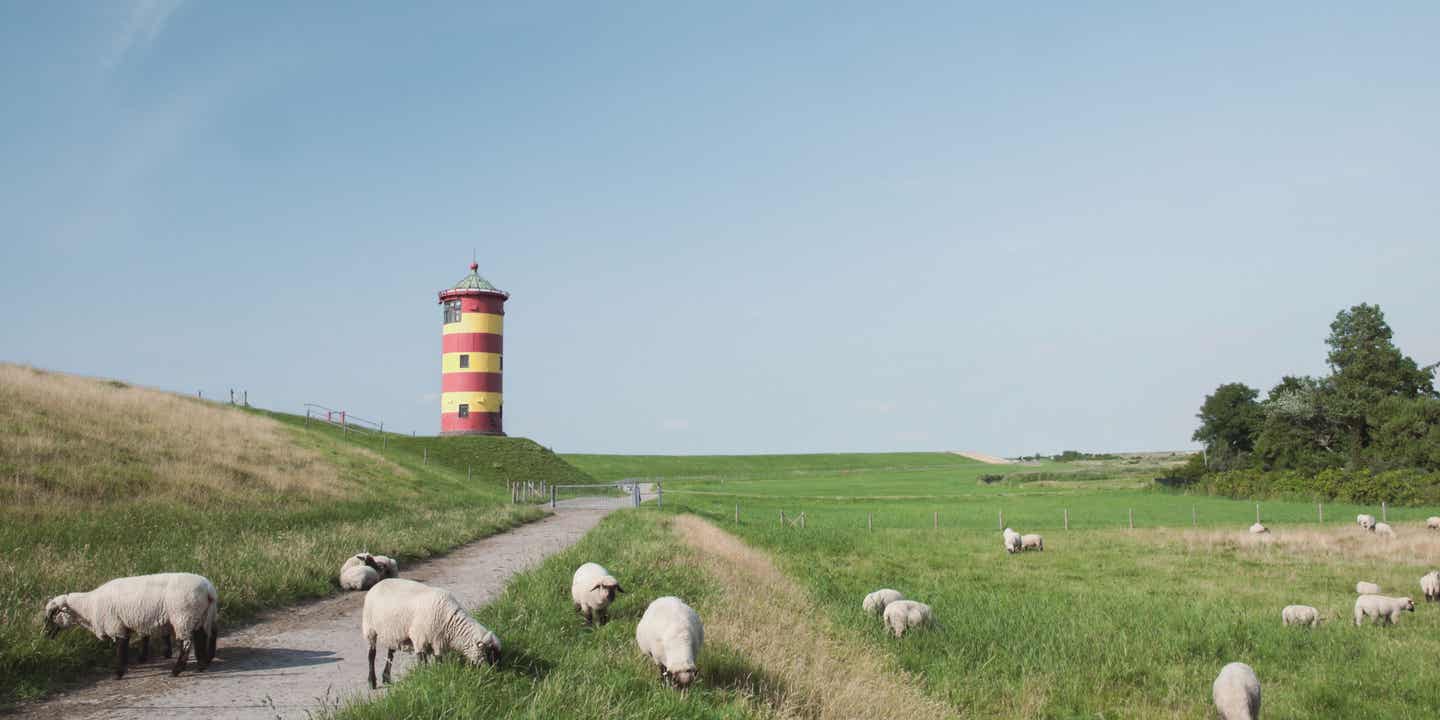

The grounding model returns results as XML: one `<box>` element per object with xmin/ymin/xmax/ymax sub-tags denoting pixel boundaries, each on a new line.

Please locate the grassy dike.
<box><xmin>0</xmin><ymin>365</ymin><xmax>586</xmax><ymax>705</ymax></box>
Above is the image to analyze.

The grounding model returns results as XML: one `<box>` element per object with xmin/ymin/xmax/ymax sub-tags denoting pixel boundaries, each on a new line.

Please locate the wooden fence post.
<box><xmin>800</xmin><ymin>513</ymin><xmax>805</xmax><ymax>529</ymax></box>
<box><xmin>934</xmin><ymin>511</ymin><xmax>938</xmax><ymax>530</ymax></box>
<box><xmin>1256</xmin><ymin>503</ymin><xmax>1261</xmax><ymax>524</ymax></box>
<box><xmin>998</xmin><ymin>510</ymin><xmax>1004</xmax><ymax>530</ymax></box>
<box><xmin>780</xmin><ymin>510</ymin><xmax>785</xmax><ymax>526</ymax></box>
<box><xmin>1129</xmin><ymin>508</ymin><xmax>1134</xmax><ymax>530</ymax></box>
<box><xmin>1318</xmin><ymin>502</ymin><xmax>1323</xmax><ymax>523</ymax></box>
<box><xmin>550</xmin><ymin>485</ymin><xmax>556</xmax><ymax>510</ymax></box>
<box><xmin>467</xmin><ymin>465</ymin><xmax>472</xmax><ymax>482</ymax></box>
<box><xmin>735</xmin><ymin>504</ymin><xmax>739</xmax><ymax>524</ymax></box>
<box><xmin>1382</xmin><ymin>502</ymin><xmax>1387</xmax><ymax>522</ymax></box>
<box><xmin>868</xmin><ymin>513</ymin><xmax>872</xmax><ymax>531</ymax></box>
<box><xmin>423</xmin><ymin>448</ymin><xmax>428</xmax><ymax>464</ymax></box>
<box><xmin>1064</xmin><ymin>508</ymin><xmax>1069</xmax><ymax>530</ymax></box>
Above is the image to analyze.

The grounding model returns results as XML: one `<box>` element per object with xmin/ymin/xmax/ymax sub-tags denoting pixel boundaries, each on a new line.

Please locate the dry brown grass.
<box><xmin>672</xmin><ymin>514</ymin><xmax>955</xmax><ymax>720</ymax></box>
<box><xmin>0</xmin><ymin>363</ymin><xmax>401</xmax><ymax>507</ymax></box>
<box><xmin>1151</xmin><ymin>524</ymin><xmax>1440</xmax><ymax>566</ymax></box>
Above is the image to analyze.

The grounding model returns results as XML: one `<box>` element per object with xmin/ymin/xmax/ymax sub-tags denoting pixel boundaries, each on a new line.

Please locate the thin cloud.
<box><xmin>105</xmin><ymin>0</ymin><xmax>185</xmax><ymax>69</ymax></box>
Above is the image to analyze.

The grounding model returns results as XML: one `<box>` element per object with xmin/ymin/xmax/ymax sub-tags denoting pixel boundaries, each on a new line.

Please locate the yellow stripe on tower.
<box><xmin>441</xmin><ymin>352</ymin><xmax>502</xmax><ymax>373</ymax></box>
<box><xmin>442</xmin><ymin>313</ymin><xmax>504</xmax><ymax>335</ymax></box>
<box><xmin>441</xmin><ymin>392</ymin><xmax>503</xmax><ymax>412</ymax></box>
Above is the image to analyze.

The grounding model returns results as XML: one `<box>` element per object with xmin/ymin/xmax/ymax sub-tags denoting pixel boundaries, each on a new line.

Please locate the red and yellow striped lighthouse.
<box><xmin>438</xmin><ymin>261</ymin><xmax>508</xmax><ymax>436</ymax></box>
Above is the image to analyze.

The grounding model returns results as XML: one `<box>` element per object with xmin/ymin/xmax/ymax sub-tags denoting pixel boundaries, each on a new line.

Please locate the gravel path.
<box><xmin>19</xmin><ymin>495</ymin><xmax>636</xmax><ymax>720</ymax></box>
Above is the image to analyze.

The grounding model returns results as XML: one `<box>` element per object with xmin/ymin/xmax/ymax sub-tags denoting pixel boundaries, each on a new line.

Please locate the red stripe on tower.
<box><xmin>438</xmin><ymin>261</ymin><xmax>509</xmax><ymax>436</ymax></box>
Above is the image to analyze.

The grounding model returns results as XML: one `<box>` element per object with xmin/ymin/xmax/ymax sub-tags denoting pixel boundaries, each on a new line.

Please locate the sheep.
<box><xmin>1249</xmin><ymin>523</ymin><xmax>1269</xmax><ymax>534</ymax></box>
<box><xmin>1357</xmin><ymin>514</ymin><xmax>1376</xmax><ymax>531</ymax></box>
<box><xmin>341</xmin><ymin>564</ymin><xmax>382</xmax><ymax>591</ymax></box>
<box><xmin>863</xmin><ymin>588</ymin><xmax>904</xmax><ymax>616</ymax></box>
<box><xmin>636</xmin><ymin>596</ymin><xmax>703</xmax><ymax>689</ymax></box>
<box><xmin>571</xmin><ymin>562</ymin><xmax>625</xmax><ymax>626</ymax></box>
<box><xmin>1356</xmin><ymin>581</ymin><xmax>1381</xmax><ymax>595</ymax></box>
<box><xmin>43</xmin><ymin>572</ymin><xmax>218</xmax><ymax>679</ymax></box>
<box><xmin>373</xmin><ymin>555</ymin><xmax>400</xmax><ymax>579</ymax></box>
<box><xmin>1420</xmin><ymin>571</ymin><xmax>1440</xmax><ymax>602</ymax></box>
<box><xmin>1354</xmin><ymin>594</ymin><xmax>1415</xmax><ymax>626</ymax></box>
<box><xmin>1002</xmin><ymin>527</ymin><xmax>1022</xmax><ymax>554</ymax></box>
<box><xmin>362</xmin><ymin>578</ymin><xmax>500</xmax><ymax>689</ymax></box>
<box><xmin>882</xmin><ymin>599</ymin><xmax>934</xmax><ymax>637</ymax></box>
<box><xmin>1374</xmin><ymin>522</ymin><xmax>1396</xmax><ymax>537</ymax></box>
<box><xmin>1427</xmin><ymin>516</ymin><xmax>1440</xmax><ymax>531</ymax></box>
<box><xmin>1020</xmin><ymin>533</ymin><xmax>1045</xmax><ymax>551</ymax></box>
<box><xmin>1212</xmin><ymin>662</ymin><xmax>1261</xmax><ymax>720</ymax></box>
<box><xmin>1281</xmin><ymin>605</ymin><xmax>1321</xmax><ymax>627</ymax></box>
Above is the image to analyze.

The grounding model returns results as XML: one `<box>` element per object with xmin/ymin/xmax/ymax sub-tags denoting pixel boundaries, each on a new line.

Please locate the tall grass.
<box><xmin>0</xmin><ymin>365</ymin><xmax>585</xmax><ymax>706</ymax></box>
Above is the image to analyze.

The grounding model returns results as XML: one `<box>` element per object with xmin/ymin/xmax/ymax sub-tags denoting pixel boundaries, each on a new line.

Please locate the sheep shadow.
<box><xmin>496</xmin><ymin>643</ymin><xmax>553</xmax><ymax>682</ymax></box>
<box><xmin>197</xmin><ymin>647</ymin><xmax>340</xmax><ymax>674</ymax></box>
<box><xmin>701</xmin><ymin>643</ymin><xmax>789</xmax><ymax>701</ymax></box>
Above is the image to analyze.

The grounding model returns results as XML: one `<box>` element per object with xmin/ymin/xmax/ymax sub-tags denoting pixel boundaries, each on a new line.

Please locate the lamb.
<box><xmin>372</xmin><ymin>555</ymin><xmax>400</xmax><ymax>579</ymax></box>
<box><xmin>1357</xmin><ymin>514</ymin><xmax>1376</xmax><ymax>531</ymax></box>
<box><xmin>1249</xmin><ymin>523</ymin><xmax>1269</xmax><ymax>534</ymax></box>
<box><xmin>636</xmin><ymin>596</ymin><xmax>703</xmax><ymax>688</ymax></box>
<box><xmin>1427</xmin><ymin>516</ymin><xmax>1440</xmax><ymax>530</ymax></box>
<box><xmin>1020</xmin><ymin>534</ymin><xmax>1044</xmax><ymax>551</ymax></box>
<box><xmin>1355</xmin><ymin>581</ymin><xmax>1381</xmax><ymax>595</ymax></box>
<box><xmin>1354</xmin><ymin>594</ymin><xmax>1415</xmax><ymax>626</ymax></box>
<box><xmin>882</xmin><ymin>599</ymin><xmax>934</xmax><ymax>637</ymax></box>
<box><xmin>863</xmin><ymin>588</ymin><xmax>904</xmax><ymax>615</ymax></box>
<box><xmin>1374</xmin><ymin>522</ymin><xmax>1396</xmax><ymax>537</ymax></box>
<box><xmin>571</xmin><ymin>562</ymin><xmax>625</xmax><ymax>626</ymax></box>
<box><xmin>43</xmin><ymin>572</ymin><xmax>218</xmax><ymax>679</ymax></box>
<box><xmin>1420</xmin><ymin>571</ymin><xmax>1440</xmax><ymax>602</ymax></box>
<box><xmin>1002</xmin><ymin>527</ymin><xmax>1022</xmax><ymax>554</ymax></box>
<box><xmin>1212</xmin><ymin>662</ymin><xmax>1261</xmax><ymax>720</ymax></box>
<box><xmin>362</xmin><ymin>578</ymin><xmax>500</xmax><ymax>689</ymax></box>
<box><xmin>1281</xmin><ymin>605</ymin><xmax>1321</xmax><ymax>627</ymax></box>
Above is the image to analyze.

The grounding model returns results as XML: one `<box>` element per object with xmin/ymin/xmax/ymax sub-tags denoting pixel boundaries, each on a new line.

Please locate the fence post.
<box><xmin>305</xmin><ymin>409</ymin><xmax>310</xmax><ymax>426</ymax></box>
<box><xmin>934</xmin><ymin>511</ymin><xmax>938</xmax><ymax>530</ymax></box>
<box><xmin>467</xmin><ymin>465</ymin><xmax>472</xmax><ymax>482</ymax></box>
<box><xmin>998</xmin><ymin>510</ymin><xmax>1004</xmax><ymax>530</ymax></box>
<box><xmin>1318</xmin><ymin>503</ymin><xmax>1323</xmax><ymax>523</ymax></box>
<box><xmin>1256</xmin><ymin>503</ymin><xmax>1261</xmax><ymax>524</ymax></box>
<box><xmin>735</xmin><ymin>504</ymin><xmax>739</xmax><ymax>524</ymax></box>
<box><xmin>230</xmin><ymin>389</ymin><xmax>235</xmax><ymax>404</ymax></box>
<box><xmin>868</xmin><ymin>513</ymin><xmax>872</xmax><ymax>531</ymax></box>
<box><xmin>550</xmin><ymin>485</ymin><xmax>556</xmax><ymax>510</ymax></box>
<box><xmin>800</xmin><ymin>513</ymin><xmax>805</xmax><ymax>529</ymax></box>
<box><xmin>657</xmin><ymin>482</ymin><xmax>663</xmax><ymax>509</ymax></box>
<box><xmin>423</xmin><ymin>448</ymin><xmax>428</xmax><ymax>464</ymax></box>
<box><xmin>1129</xmin><ymin>508</ymin><xmax>1134</xmax><ymax>530</ymax></box>
<box><xmin>1382</xmin><ymin>502</ymin><xmax>1387</xmax><ymax>522</ymax></box>
<box><xmin>1064</xmin><ymin>509</ymin><xmax>1069</xmax><ymax>530</ymax></box>
<box><xmin>780</xmin><ymin>510</ymin><xmax>785</xmax><ymax>526</ymax></box>
<box><xmin>383</xmin><ymin>436</ymin><xmax>388</xmax><ymax>451</ymax></box>
<box><xmin>1192</xmin><ymin>506</ymin><xmax>1196</xmax><ymax>527</ymax></box>
<box><xmin>243</xmin><ymin>390</ymin><xmax>248</xmax><ymax>406</ymax></box>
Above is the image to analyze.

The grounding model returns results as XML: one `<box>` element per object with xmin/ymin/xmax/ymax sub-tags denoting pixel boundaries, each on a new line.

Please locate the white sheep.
<box><xmin>1427</xmin><ymin>516</ymin><xmax>1440</xmax><ymax>530</ymax></box>
<box><xmin>571</xmin><ymin>562</ymin><xmax>625</xmax><ymax>626</ymax></box>
<box><xmin>636</xmin><ymin>596</ymin><xmax>703</xmax><ymax>689</ymax></box>
<box><xmin>43</xmin><ymin>572</ymin><xmax>218</xmax><ymax>678</ymax></box>
<box><xmin>373</xmin><ymin>555</ymin><xmax>400</xmax><ymax>579</ymax></box>
<box><xmin>882</xmin><ymin>599</ymin><xmax>934</xmax><ymax>637</ymax></box>
<box><xmin>1374</xmin><ymin>522</ymin><xmax>1396</xmax><ymax>537</ymax></box>
<box><xmin>341</xmin><ymin>565</ymin><xmax>382</xmax><ymax>591</ymax></box>
<box><xmin>1002</xmin><ymin>528</ymin><xmax>1022</xmax><ymax>554</ymax></box>
<box><xmin>1354</xmin><ymin>594</ymin><xmax>1415</xmax><ymax>626</ymax></box>
<box><xmin>1020</xmin><ymin>533</ymin><xmax>1044</xmax><ymax>551</ymax></box>
<box><xmin>862</xmin><ymin>588</ymin><xmax>904</xmax><ymax>615</ymax></box>
<box><xmin>1249</xmin><ymin>523</ymin><xmax>1269</xmax><ymax>534</ymax></box>
<box><xmin>1357</xmin><ymin>514</ymin><xmax>1376</xmax><ymax>531</ymax></box>
<box><xmin>1420</xmin><ymin>571</ymin><xmax>1440</xmax><ymax>603</ymax></box>
<box><xmin>1212</xmin><ymin>662</ymin><xmax>1261</xmax><ymax>720</ymax></box>
<box><xmin>1355</xmin><ymin>581</ymin><xmax>1381</xmax><ymax>595</ymax></box>
<box><xmin>1281</xmin><ymin>605</ymin><xmax>1321</xmax><ymax>627</ymax></box>
<box><xmin>361</xmin><ymin>578</ymin><xmax>500</xmax><ymax>688</ymax></box>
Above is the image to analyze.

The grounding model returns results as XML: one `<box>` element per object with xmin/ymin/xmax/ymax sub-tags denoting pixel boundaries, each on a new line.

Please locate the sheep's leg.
<box><xmin>163</xmin><ymin>629</ymin><xmax>173</xmax><ymax>659</ymax></box>
<box><xmin>171</xmin><ymin>635</ymin><xmax>191</xmax><ymax>677</ymax></box>
<box><xmin>114</xmin><ymin>633</ymin><xmax>130</xmax><ymax>679</ymax></box>
<box><xmin>193</xmin><ymin>628</ymin><xmax>211</xmax><ymax>670</ymax></box>
<box><xmin>137</xmin><ymin>635</ymin><xmax>150</xmax><ymax>663</ymax></box>
<box><xmin>367</xmin><ymin>644</ymin><xmax>378</xmax><ymax>689</ymax></box>
<box><xmin>598</xmin><ymin>607</ymin><xmax>610</xmax><ymax>625</ymax></box>
<box><xmin>382</xmin><ymin>649</ymin><xmax>394</xmax><ymax>685</ymax></box>
<box><xmin>204</xmin><ymin>623</ymin><xmax>216</xmax><ymax>664</ymax></box>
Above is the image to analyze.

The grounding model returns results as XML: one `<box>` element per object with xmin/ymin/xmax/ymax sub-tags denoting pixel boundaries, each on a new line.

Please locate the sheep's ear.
<box><xmin>614</xmin><ymin>584</ymin><xmax>626</xmax><ymax>594</ymax></box>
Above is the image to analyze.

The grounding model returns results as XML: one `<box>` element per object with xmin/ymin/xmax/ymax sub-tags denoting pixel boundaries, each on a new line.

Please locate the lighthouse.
<box><xmin>438</xmin><ymin>261</ymin><xmax>509</xmax><ymax>436</ymax></box>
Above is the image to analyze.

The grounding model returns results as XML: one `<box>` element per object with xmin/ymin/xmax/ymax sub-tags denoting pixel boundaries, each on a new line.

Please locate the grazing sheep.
<box><xmin>1427</xmin><ymin>516</ymin><xmax>1440</xmax><ymax>530</ymax></box>
<box><xmin>863</xmin><ymin>589</ymin><xmax>904</xmax><ymax>616</ymax></box>
<box><xmin>1421</xmin><ymin>571</ymin><xmax>1440</xmax><ymax>603</ymax></box>
<box><xmin>341</xmin><ymin>564</ymin><xmax>382</xmax><ymax>591</ymax></box>
<box><xmin>1020</xmin><ymin>534</ymin><xmax>1044</xmax><ymax>551</ymax></box>
<box><xmin>1356</xmin><ymin>581</ymin><xmax>1381</xmax><ymax>595</ymax></box>
<box><xmin>882</xmin><ymin>599</ymin><xmax>934</xmax><ymax>638</ymax></box>
<box><xmin>1281</xmin><ymin>605</ymin><xmax>1321</xmax><ymax>627</ymax></box>
<box><xmin>635</xmin><ymin>596</ymin><xmax>703</xmax><ymax>689</ymax></box>
<box><xmin>362</xmin><ymin>578</ymin><xmax>500</xmax><ymax>689</ymax></box>
<box><xmin>571</xmin><ymin>562</ymin><xmax>625</xmax><ymax>626</ymax></box>
<box><xmin>1357</xmin><ymin>514</ymin><xmax>1376</xmax><ymax>531</ymax></box>
<box><xmin>1249</xmin><ymin>523</ymin><xmax>1269</xmax><ymax>534</ymax></box>
<box><xmin>1212</xmin><ymin>662</ymin><xmax>1261</xmax><ymax>720</ymax></box>
<box><xmin>372</xmin><ymin>555</ymin><xmax>400</xmax><ymax>579</ymax></box>
<box><xmin>1002</xmin><ymin>528</ymin><xmax>1022</xmax><ymax>554</ymax></box>
<box><xmin>1354</xmin><ymin>595</ymin><xmax>1415</xmax><ymax>626</ymax></box>
<box><xmin>43</xmin><ymin>572</ymin><xmax>218</xmax><ymax>679</ymax></box>
<box><xmin>1374</xmin><ymin>522</ymin><xmax>1396</xmax><ymax>537</ymax></box>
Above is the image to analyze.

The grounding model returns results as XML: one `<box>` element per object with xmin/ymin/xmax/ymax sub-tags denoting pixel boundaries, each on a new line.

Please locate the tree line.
<box><xmin>1178</xmin><ymin>304</ymin><xmax>1440</xmax><ymax>504</ymax></box>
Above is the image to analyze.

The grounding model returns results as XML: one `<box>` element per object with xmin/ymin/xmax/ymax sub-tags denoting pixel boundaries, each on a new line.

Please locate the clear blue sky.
<box><xmin>3</xmin><ymin>2</ymin><xmax>1437</xmax><ymax>455</ymax></box>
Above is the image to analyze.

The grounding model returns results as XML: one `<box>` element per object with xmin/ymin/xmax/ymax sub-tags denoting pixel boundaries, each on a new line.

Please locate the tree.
<box><xmin>1367</xmin><ymin>396</ymin><xmax>1440</xmax><ymax>471</ymax></box>
<box><xmin>1325</xmin><ymin>304</ymin><xmax>1437</xmax><ymax>466</ymax></box>
<box><xmin>1193</xmin><ymin>382</ymin><xmax>1263</xmax><ymax>469</ymax></box>
<box><xmin>1254</xmin><ymin>375</ymin><xmax>1344</xmax><ymax>473</ymax></box>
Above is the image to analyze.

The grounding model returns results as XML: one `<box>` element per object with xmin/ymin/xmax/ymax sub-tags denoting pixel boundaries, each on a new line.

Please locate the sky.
<box><xmin>2</xmin><ymin>2</ymin><xmax>1437</xmax><ymax>455</ymax></box>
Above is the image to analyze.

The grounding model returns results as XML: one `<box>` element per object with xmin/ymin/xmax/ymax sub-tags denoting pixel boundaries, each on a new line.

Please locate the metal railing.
<box><xmin>304</xmin><ymin>403</ymin><xmax>384</xmax><ymax>433</ymax></box>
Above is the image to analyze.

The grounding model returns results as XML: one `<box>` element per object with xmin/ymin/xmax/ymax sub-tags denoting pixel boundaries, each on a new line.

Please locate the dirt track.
<box><xmin>18</xmin><ymin>495</ymin><xmax>634</xmax><ymax>720</ymax></box>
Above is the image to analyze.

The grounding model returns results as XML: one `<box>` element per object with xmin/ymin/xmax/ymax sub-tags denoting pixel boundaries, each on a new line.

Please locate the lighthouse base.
<box><xmin>441</xmin><ymin>429</ymin><xmax>507</xmax><ymax>437</ymax></box>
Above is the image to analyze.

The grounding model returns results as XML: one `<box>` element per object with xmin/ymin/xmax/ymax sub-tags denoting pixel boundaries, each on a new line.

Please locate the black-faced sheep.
<box><xmin>571</xmin><ymin>562</ymin><xmax>624</xmax><ymax>626</ymax></box>
<box><xmin>862</xmin><ymin>588</ymin><xmax>904</xmax><ymax>615</ymax></box>
<box><xmin>636</xmin><ymin>596</ymin><xmax>703</xmax><ymax>689</ymax></box>
<box><xmin>1212</xmin><ymin>662</ymin><xmax>1260</xmax><ymax>720</ymax></box>
<box><xmin>43</xmin><ymin>572</ymin><xmax>218</xmax><ymax>678</ymax></box>
<box><xmin>1354</xmin><ymin>594</ymin><xmax>1415</xmax><ymax>626</ymax></box>
<box><xmin>882</xmin><ymin>599</ymin><xmax>933</xmax><ymax>637</ymax></box>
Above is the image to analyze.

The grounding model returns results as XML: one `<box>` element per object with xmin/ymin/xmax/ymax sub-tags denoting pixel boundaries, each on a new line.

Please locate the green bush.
<box><xmin>1197</xmin><ymin>467</ymin><xmax>1440</xmax><ymax>505</ymax></box>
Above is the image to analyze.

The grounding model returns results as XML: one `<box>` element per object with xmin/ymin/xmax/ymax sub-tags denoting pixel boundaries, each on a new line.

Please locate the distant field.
<box><xmin>563</xmin><ymin>451</ymin><xmax>989</xmax><ymax>482</ymax></box>
<box><xmin>0</xmin><ymin>365</ymin><xmax>589</xmax><ymax>706</ymax></box>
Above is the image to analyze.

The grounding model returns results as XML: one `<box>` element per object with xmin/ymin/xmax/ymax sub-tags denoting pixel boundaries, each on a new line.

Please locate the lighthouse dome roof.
<box><xmin>440</xmin><ymin>261</ymin><xmax>508</xmax><ymax>300</ymax></box>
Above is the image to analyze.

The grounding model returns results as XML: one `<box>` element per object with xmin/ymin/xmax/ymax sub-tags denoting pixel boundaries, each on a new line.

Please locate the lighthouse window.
<box><xmin>459</xmin><ymin>354</ymin><xmax>469</xmax><ymax>369</ymax></box>
<box><xmin>443</xmin><ymin>301</ymin><xmax>461</xmax><ymax>324</ymax></box>
<box><xmin>458</xmin><ymin>404</ymin><xmax>470</xmax><ymax>418</ymax></box>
